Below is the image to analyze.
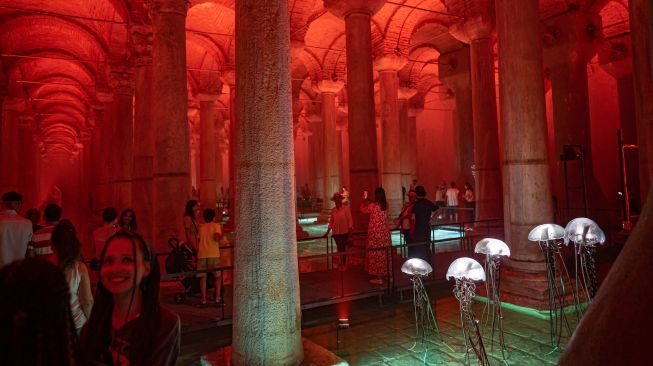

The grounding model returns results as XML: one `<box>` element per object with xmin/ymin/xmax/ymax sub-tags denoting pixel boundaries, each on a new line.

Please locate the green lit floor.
<box><xmin>302</xmin><ymin>296</ymin><xmax>578</xmax><ymax>365</ymax></box>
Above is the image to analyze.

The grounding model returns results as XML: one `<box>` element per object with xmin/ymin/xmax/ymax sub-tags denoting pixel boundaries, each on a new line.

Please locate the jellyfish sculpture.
<box><xmin>528</xmin><ymin>223</ymin><xmax>573</xmax><ymax>350</ymax></box>
<box><xmin>474</xmin><ymin>238</ymin><xmax>510</xmax><ymax>359</ymax></box>
<box><xmin>447</xmin><ymin>257</ymin><xmax>489</xmax><ymax>366</ymax></box>
<box><xmin>401</xmin><ymin>258</ymin><xmax>444</xmax><ymax>348</ymax></box>
<box><xmin>564</xmin><ymin>218</ymin><xmax>606</xmax><ymax>305</ymax></box>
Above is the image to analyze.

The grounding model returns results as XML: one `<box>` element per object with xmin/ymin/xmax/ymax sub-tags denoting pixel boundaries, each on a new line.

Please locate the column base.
<box><xmin>500</xmin><ymin>258</ymin><xmax>549</xmax><ymax>310</ymax></box>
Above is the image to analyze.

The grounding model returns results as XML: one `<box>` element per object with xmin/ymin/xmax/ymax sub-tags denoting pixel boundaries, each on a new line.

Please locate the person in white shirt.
<box><xmin>0</xmin><ymin>191</ymin><xmax>33</xmax><ymax>268</ymax></box>
<box><xmin>445</xmin><ymin>181</ymin><xmax>460</xmax><ymax>222</ymax></box>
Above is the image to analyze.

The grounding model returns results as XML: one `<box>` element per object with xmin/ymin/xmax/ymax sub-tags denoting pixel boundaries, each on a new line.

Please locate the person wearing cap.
<box><xmin>0</xmin><ymin>191</ymin><xmax>33</xmax><ymax>268</ymax></box>
<box><xmin>324</xmin><ymin>192</ymin><xmax>353</xmax><ymax>271</ymax></box>
<box><xmin>410</xmin><ymin>186</ymin><xmax>438</xmax><ymax>264</ymax></box>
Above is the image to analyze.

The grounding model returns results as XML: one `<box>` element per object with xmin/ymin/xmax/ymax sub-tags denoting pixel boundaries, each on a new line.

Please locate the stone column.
<box><xmin>90</xmin><ymin>105</ymin><xmax>106</xmax><ymax>212</ymax></box>
<box><xmin>325</xmin><ymin>0</ymin><xmax>384</xmax><ymax>229</ymax></box>
<box><xmin>232</xmin><ymin>0</ymin><xmax>303</xmax><ymax>364</ymax></box>
<box><xmin>109</xmin><ymin>68</ymin><xmax>135</xmax><ymax>211</ymax></box>
<box><xmin>630</xmin><ymin>0</ymin><xmax>653</xmax><ymax>202</ymax></box>
<box><xmin>198</xmin><ymin>91</ymin><xmax>221</xmax><ymax>211</ymax></box>
<box><xmin>95</xmin><ymin>91</ymin><xmax>114</xmax><ymax>212</ymax></box>
<box><xmin>450</xmin><ymin>7</ymin><xmax>503</xmax><ymax>220</ymax></box>
<box><xmin>543</xmin><ymin>11</ymin><xmax>602</xmax><ymax>217</ymax></box>
<box><xmin>316</xmin><ymin>80</ymin><xmax>344</xmax><ymax>217</ymax></box>
<box><xmin>407</xmin><ymin>104</ymin><xmax>421</xmax><ymax>186</ymax></box>
<box><xmin>222</xmin><ymin>70</ymin><xmax>236</xmax><ymax>230</ymax></box>
<box><xmin>215</xmin><ymin>110</ymin><xmax>226</xmax><ymax>200</ymax></box>
<box><xmin>375</xmin><ymin>55</ymin><xmax>407</xmax><ymax>217</ymax></box>
<box><xmin>439</xmin><ymin>48</ymin><xmax>475</xmax><ymax>187</ymax></box>
<box><xmin>0</xmin><ymin>97</ymin><xmax>24</xmax><ymax>193</ymax></box>
<box><xmin>496</xmin><ymin>0</ymin><xmax>554</xmax><ymax>308</ymax></box>
<box><xmin>398</xmin><ymin>87</ymin><xmax>417</xmax><ymax>194</ymax></box>
<box><xmin>132</xmin><ymin>25</ymin><xmax>155</xmax><ymax>243</ymax></box>
<box><xmin>149</xmin><ymin>0</ymin><xmax>191</xmax><ymax>248</ymax></box>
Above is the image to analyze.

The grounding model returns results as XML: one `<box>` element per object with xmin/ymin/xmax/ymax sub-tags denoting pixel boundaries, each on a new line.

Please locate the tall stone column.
<box><xmin>316</xmin><ymin>80</ymin><xmax>344</xmax><ymax>216</ymax></box>
<box><xmin>109</xmin><ymin>68</ymin><xmax>135</xmax><ymax>211</ymax></box>
<box><xmin>496</xmin><ymin>0</ymin><xmax>554</xmax><ymax>308</ymax></box>
<box><xmin>309</xmin><ymin>114</ymin><xmax>325</xmax><ymax>203</ymax></box>
<box><xmin>398</xmin><ymin>87</ymin><xmax>417</xmax><ymax>194</ymax></box>
<box><xmin>450</xmin><ymin>6</ymin><xmax>503</xmax><ymax>220</ymax></box>
<box><xmin>95</xmin><ymin>91</ymin><xmax>114</xmax><ymax>212</ymax></box>
<box><xmin>375</xmin><ymin>55</ymin><xmax>407</xmax><ymax>217</ymax></box>
<box><xmin>630</xmin><ymin>0</ymin><xmax>653</xmax><ymax>202</ymax></box>
<box><xmin>222</xmin><ymin>70</ymin><xmax>236</xmax><ymax>230</ymax></box>
<box><xmin>232</xmin><ymin>0</ymin><xmax>303</xmax><ymax>364</ymax></box>
<box><xmin>407</xmin><ymin>104</ymin><xmax>421</xmax><ymax>186</ymax></box>
<box><xmin>439</xmin><ymin>48</ymin><xmax>475</xmax><ymax>187</ymax></box>
<box><xmin>132</xmin><ymin>25</ymin><xmax>155</xmax><ymax>243</ymax></box>
<box><xmin>324</xmin><ymin>0</ymin><xmax>384</xmax><ymax>229</ymax></box>
<box><xmin>215</xmin><ymin>110</ymin><xmax>226</xmax><ymax>199</ymax></box>
<box><xmin>149</xmin><ymin>0</ymin><xmax>191</xmax><ymax>248</ymax></box>
<box><xmin>198</xmin><ymin>91</ymin><xmax>221</xmax><ymax>211</ymax></box>
<box><xmin>0</xmin><ymin>97</ymin><xmax>24</xmax><ymax>193</ymax></box>
<box><xmin>90</xmin><ymin>105</ymin><xmax>106</xmax><ymax>212</ymax></box>
<box><xmin>543</xmin><ymin>11</ymin><xmax>602</xmax><ymax>217</ymax></box>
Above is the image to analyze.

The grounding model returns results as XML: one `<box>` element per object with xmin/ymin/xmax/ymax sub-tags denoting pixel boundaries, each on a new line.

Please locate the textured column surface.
<box><xmin>543</xmin><ymin>11</ymin><xmax>602</xmax><ymax>216</ymax></box>
<box><xmin>150</xmin><ymin>0</ymin><xmax>191</xmax><ymax>248</ymax></box>
<box><xmin>0</xmin><ymin>98</ymin><xmax>23</xmax><ymax>192</ymax></box>
<box><xmin>630</xmin><ymin>0</ymin><xmax>653</xmax><ymax>202</ymax></box>
<box><xmin>90</xmin><ymin>105</ymin><xmax>105</xmax><ymax>212</ymax></box>
<box><xmin>232</xmin><ymin>0</ymin><xmax>303</xmax><ymax>364</ymax></box>
<box><xmin>496</xmin><ymin>0</ymin><xmax>553</xmax><ymax>308</ymax></box>
<box><xmin>132</xmin><ymin>26</ymin><xmax>155</xmax><ymax>243</ymax></box>
<box><xmin>439</xmin><ymin>49</ymin><xmax>475</xmax><ymax>192</ymax></box>
<box><xmin>398</xmin><ymin>88</ymin><xmax>417</xmax><ymax>193</ymax></box>
<box><xmin>95</xmin><ymin>92</ymin><xmax>114</xmax><ymax>211</ymax></box>
<box><xmin>317</xmin><ymin>80</ymin><xmax>344</xmax><ymax>216</ymax></box>
<box><xmin>199</xmin><ymin>94</ymin><xmax>219</xmax><ymax>211</ymax></box>
<box><xmin>109</xmin><ymin>70</ymin><xmax>135</xmax><ymax>211</ymax></box>
<box><xmin>222</xmin><ymin>70</ymin><xmax>237</xmax><ymax>230</ymax></box>
<box><xmin>407</xmin><ymin>106</ymin><xmax>420</xmax><ymax>186</ymax></box>
<box><xmin>376</xmin><ymin>55</ymin><xmax>406</xmax><ymax>218</ymax></box>
<box><xmin>450</xmin><ymin>9</ymin><xmax>503</xmax><ymax>220</ymax></box>
<box><xmin>325</xmin><ymin>0</ymin><xmax>383</xmax><ymax>230</ymax></box>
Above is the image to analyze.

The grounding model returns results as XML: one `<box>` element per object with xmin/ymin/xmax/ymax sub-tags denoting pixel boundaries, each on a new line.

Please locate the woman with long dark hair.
<box><xmin>360</xmin><ymin>187</ymin><xmax>391</xmax><ymax>284</ymax></box>
<box><xmin>183</xmin><ymin>200</ymin><xmax>201</xmax><ymax>251</ymax></box>
<box><xmin>79</xmin><ymin>231</ymin><xmax>180</xmax><ymax>365</ymax></box>
<box><xmin>119</xmin><ymin>208</ymin><xmax>138</xmax><ymax>232</ymax></box>
<box><xmin>51</xmin><ymin>222</ymin><xmax>93</xmax><ymax>333</ymax></box>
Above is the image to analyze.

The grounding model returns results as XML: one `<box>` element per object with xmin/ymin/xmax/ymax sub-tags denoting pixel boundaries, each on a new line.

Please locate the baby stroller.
<box><xmin>165</xmin><ymin>237</ymin><xmax>215</xmax><ymax>304</ymax></box>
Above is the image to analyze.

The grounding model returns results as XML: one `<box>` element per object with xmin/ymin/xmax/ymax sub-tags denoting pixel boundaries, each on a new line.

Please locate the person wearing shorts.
<box><xmin>196</xmin><ymin>209</ymin><xmax>223</xmax><ymax>308</ymax></box>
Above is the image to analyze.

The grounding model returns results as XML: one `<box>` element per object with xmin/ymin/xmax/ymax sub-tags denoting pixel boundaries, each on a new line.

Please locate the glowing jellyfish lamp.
<box><xmin>401</xmin><ymin>258</ymin><xmax>444</xmax><ymax>348</ymax></box>
<box><xmin>528</xmin><ymin>223</ymin><xmax>573</xmax><ymax>350</ymax></box>
<box><xmin>474</xmin><ymin>238</ymin><xmax>510</xmax><ymax>359</ymax></box>
<box><xmin>564</xmin><ymin>218</ymin><xmax>605</xmax><ymax>305</ymax></box>
<box><xmin>447</xmin><ymin>258</ymin><xmax>489</xmax><ymax>366</ymax></box>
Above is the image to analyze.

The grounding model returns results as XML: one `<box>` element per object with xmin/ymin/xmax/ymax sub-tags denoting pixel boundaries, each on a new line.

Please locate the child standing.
<box><xmin>197</xmin><ymin>209</ymin><xmax>223</xmax><ymax>307</ymax></box>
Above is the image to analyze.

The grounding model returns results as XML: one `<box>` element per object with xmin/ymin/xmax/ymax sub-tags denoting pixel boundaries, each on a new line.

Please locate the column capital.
<box><xmin>197</xmin><ymin>92</ymin><xmax>221</xmax><ymax>103</ymax></box>
<box><xmin>3</xmin><ymin>97</ymin><xmax>26</xmax><ymax>112</ymax></box>
<box><xmin>315</xmin><ymin>79</ymin><xmax>344</xmax><ymax>95</ymax></box>
<box><xmin>131</xmin><ymin>25</ymin><xmax>153</xmax><ymax>67</ymax></box>
<box><xmin>450</xmin><ymin>16</ymin><xmax>495</xmax><ymax>43</ymax></box>
<box><xmin>598</xmin><ymin>40</ymin><xmax>632</xmax><ymax>79</ymax></box>
<box><xmin>373</xmin><ymin>54</ymin><xmax>408</xmax><ymax>72</ymax></box>
<box><xmin>196</xmin><ymin>79</ymin><xmax>224</xmax><ymax>100</ymax></box>
<box><xmin>397</xmin><ymin>87</ymin><xmax>417</xmax><ymax>101</ymax></box>
<box><xmin>542</xmin><ymin>10</ymin><xmax>602</xmax><ymax>68</ymax></box>
<box><xmin>323</xmin><ymin>0</ymin><xmax>384</xmax><ymax>19</ymax></box>
<box><xmin>438</xmin><ymin>47</ymin><xmax>471</xmax><ymax>91</ymax></box>
<box><xmin>109</xmin><ymin>68</ymin><xmax>136</xmax><ymax>96</ymax></box>
<box><xmin>96</xmin><ymin>90</ymin><xmax>114</xmax><ymax>104</ymax></box>
<box><xmin>147</xmin><ymin>0</ymin><xmax>189</xmax><ymax>16</ymax></box>
<box><xmin>221</xmin><ymin>68</ymin><xmax>236</xmax><ymax>87</ymax></box>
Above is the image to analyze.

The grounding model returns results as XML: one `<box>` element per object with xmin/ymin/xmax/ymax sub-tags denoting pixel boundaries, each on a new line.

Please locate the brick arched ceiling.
<box><xmin>0</xmin><ymin>0</ymin><xmax>633</xmax><ymax>159</ymax></box>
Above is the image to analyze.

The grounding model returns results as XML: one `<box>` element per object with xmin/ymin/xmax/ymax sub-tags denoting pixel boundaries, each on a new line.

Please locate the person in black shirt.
<box><xmin>409</xmin><ymin>186</ymin><xmax>439</xmax><ymax>264</ymax></box>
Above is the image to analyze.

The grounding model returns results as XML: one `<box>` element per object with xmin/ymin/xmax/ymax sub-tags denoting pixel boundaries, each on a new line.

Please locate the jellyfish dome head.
<box><xmin>474</xmin><ymin>238</ymin><xmax>511</xmax><ymax>257</ymax></box>
<box><xmin>528</xmin><ymin>224</ymin><xmax>566</xmax><ymax>242</ymax></box>
<box><xmin>564</xmin><ymin>218</ymin><xmax>606</xmax><ymax>246</ymax></box>
<box><xmin>446</xmin><ymin>257</ymin><xmax>486</xmax><ymax>282</ymax></box>
<box><xmin>401</xmin><ymin>258</ymin><xmax>433</xmax><ymax>276</ymax></box>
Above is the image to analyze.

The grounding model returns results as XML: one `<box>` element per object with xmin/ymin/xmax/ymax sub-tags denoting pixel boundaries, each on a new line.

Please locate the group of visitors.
<box><xmin>432</xmin><ymin>181</ymin><xmax>475</xmax><ymax>222</ymax></box>
<box><xmin>0</xmin><ymin>191</ymin><xmax>180</xmax><ymax>365</ymax></box>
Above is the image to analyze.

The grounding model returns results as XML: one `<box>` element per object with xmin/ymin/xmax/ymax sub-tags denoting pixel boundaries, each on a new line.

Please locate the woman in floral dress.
<box><xmin>361</xmin><ymin>187</ymin><xmax>391</xmax><ymax>284</ymax></box>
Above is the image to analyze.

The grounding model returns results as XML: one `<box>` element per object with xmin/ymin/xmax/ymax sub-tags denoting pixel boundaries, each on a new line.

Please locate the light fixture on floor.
<box><xmin>447</xmin><ymin>257</ymin><xmax>489</xmax><ymax>366</ymax></box>
<box><xmin>528</xmin><ymin>224</ymin><xmax>573</xmax><ymax>351</ymax></box>
<box><xmin>474</xmin><ymin>238</ymin><xmax>510</xmax><ymax>360</ymax></box>
<box><xmin>564</xmin><ymin>218</ymin><xmax>605</xmax><ymax>304</ymax></box>
<box><xmin>401</xmin><ymin>258</ymin><xmax>445</xmax><ymax>351</ymax></box>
